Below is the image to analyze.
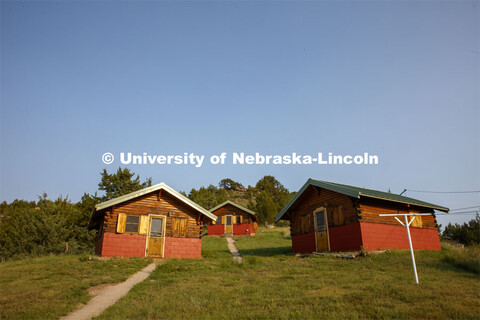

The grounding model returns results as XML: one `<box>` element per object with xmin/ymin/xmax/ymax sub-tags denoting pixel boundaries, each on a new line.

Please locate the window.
<box><xmin>125</xmin><ymin>215</ymin><xmax>140</xmax><ymax>233</ymax></box>
<box><xmin>315</xmin><ymin>211</ymin><xmax>326</xmax><ymax>232</ymax></box>
<box><xmin>237</xmin><ymin>216</ymin><xmax>242</xmax><ymax>224</ymax></box>
<box><xmin>217</xmin><ymin>216</ymin><xmax>222</xmax><ymax>224</ymax></box>
<box><xmin>150</xmin><ymin>218</ymin><xmax>163</xmax><ymax>237</ymax></box>
<box><xmin>226</xmin><ymin>216</ymin><xmax>232</xmax><ymax>226</ymax></box>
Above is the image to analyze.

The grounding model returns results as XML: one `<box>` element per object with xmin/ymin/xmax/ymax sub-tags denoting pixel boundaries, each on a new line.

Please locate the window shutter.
<box><xmin>180</xmin><ymin>218</ymin><xmax>188</xmax><ymax>237</ymax></box>
<box><xmin>172</xmin><ymin>218</ymin><xmax>188</xmax><ymax>237</ymax></box>
<box><xmin>138</xmin><ymin>215</ymin><xmax>149</xmax><ymax>235</ymax></box>
<box><xmin>240</xmin><ymin>216</ymin><xmax>243</xmax><ymax>224</ymax></box>
<box><xmin>411</xmin><ymin>216</ymin><xmax>422</xmax><ymax>228</ymax></box>
<box><xmin>117</xmin><ymin>213</ymin><xmax>126</xmax><ymax>233</ymax></box>
<box><xmin>232</xmin><ymin>216</ymin><xmax>236</xmax><ymax>225</ymax></box>
<box><xmin>334</xmin><ymin>207</ymin><xmax>344</xmax><ymax>225</ymax></box>
<box><xmin>221</xmin><ymin>216</ymin><xmax>225</xmax><ymax>224</ymax></box>
<box><xmin>172</xmin><ymin>218</ymin><xmax>178</xmax><ymax>236</ymax></box>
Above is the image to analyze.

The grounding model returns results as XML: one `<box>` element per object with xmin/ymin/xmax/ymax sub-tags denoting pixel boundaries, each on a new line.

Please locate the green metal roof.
<box><xmin>275</xmin><ymin>179</ymin><xmax>449</xmax><ymax>222</ymax></box>
<box><xmin>209</xmin><ymin>200</ymin><xmax>256</xmax><ymax>216</ymax></box>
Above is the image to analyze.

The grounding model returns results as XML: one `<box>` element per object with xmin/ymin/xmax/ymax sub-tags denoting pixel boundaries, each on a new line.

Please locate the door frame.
<box><xmin>313</xmin><ymin>207</ymin><xmax>330</xmax><ymax>252</ymax></box>
<box><xmin>144</xmin><ymin>214</ymin><xmax>167</xmax><ymax>258</ymax></box>
<box><xmin>224</xmin><ymin>215</ymin><xmax>233</xmax><ymax>234</ymax></box>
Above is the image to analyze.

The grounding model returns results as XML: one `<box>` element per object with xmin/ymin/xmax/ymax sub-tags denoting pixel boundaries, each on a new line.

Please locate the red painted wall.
<box><xmin>360</xmin><ymin>222</ymin><xmax>441</xmax><ymax>250</ymax></box>
<box><xmin>328</xmin><ymin>223</ymin><xmax>363</xmax><ymax>252</ymax></box>
<box><xmin>292</xmin><ymin>232</ymin><xmax>316</xmax><ymax>253</ymax></box>
<box><xmin>208</xmin><ymin>224</ymin><xmax>255</xmax><ymax>235</ymax></box>
<box><xmin>100</xmin><ymin>233</ymin><xmax>147</xmax><ymax>258</ymax></box>
<box><xmin>208</xmin><ymin>224</ymin><xmax>225</xmax><ymax>235</ymax></box>
<box><xmin>164</xmin><ymin>237</ymin><xmax>202</xmax><ymax>259</ymax></box>
<box><xmin>98</xmin><ymin>233</ymin><xmax>203</xmax><ymax>258</ymax></box>
<box><xmin>233</xmin><ymin>223</ymin><xmax>255</xmax><ymax>235</ymax></box>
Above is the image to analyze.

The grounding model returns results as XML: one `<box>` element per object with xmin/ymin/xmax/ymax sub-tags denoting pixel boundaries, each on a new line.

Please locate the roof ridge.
<box><xmin>209</xmin><ymin>200</ymin><xmax>256</xmax><ymax>215</ymax></box>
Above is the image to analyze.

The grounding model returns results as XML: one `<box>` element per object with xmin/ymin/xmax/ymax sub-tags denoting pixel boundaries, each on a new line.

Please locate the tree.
<box><xmin>98</xmin><ymin>167</ymin><xmax>152</xmax><ymax>201</ymax></box>
<box><xmin>188</xmin><ymin>185</ymin><xmax>227</xmax><ymax>210</ymax></box>
<box><xmin>74</xmin><ymin>193</ymin><xmax>100</xmax><ymax>227</ymax></box>
<box><xmin>254</xmin><ymin>176</ymin><xmax>294</xmax><ymax>224</ymax></box>
<box><xmin>219</xmin><ymin>178</ymin><xmax>244</xmax><ymax>191</ymax></box>
<box><xmin>255</xmin><ymin>190</ymin><xmax>278</xmax><ymax>224</ymax></box>
<box><xmin>442</xmin><ymin>214</ymin><xmax>480</xmax><ymax>245</ymax></box>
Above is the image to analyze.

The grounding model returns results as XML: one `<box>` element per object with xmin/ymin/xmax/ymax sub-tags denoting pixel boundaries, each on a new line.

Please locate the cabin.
<box><xmin>275</xmin><ymin>179</ymin><xmax>449</xmax><ymax>253</ymax></box>
<box><xmin>88</xmin><ymin>183</ymin><xmax>217</xmax><ymax>258</ymax></box>
<box><xmin>207</xmin><ymin>200</ymin><xmax>258</xmax><ymax>236</ymax></box>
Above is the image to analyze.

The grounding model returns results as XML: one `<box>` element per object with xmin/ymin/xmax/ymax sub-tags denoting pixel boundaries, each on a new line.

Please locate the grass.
<box><xmin>0</xmin><ymin>254</ymin><xmax>151</xmax><ymax>320</ymax></box>
<box><xmin>442</xmin><ymin>242</ymin><xmax>480</xmax><ymax>274</ymax></box>
<box><xmin>233</xmin><ymin>227</ymin><xmax>292</xmax><ymax>257</ymax></box>
<box><xmin>95</xmin><ymin>228</ymin><xmax>480</xmax><ymax>320</ymax></box>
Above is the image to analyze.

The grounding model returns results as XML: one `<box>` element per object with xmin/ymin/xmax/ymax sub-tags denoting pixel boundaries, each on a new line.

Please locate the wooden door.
<box><xmin>146</xmin><ymin>215</ymin><xmax>166</xmax><ymax>258</ymax></box>
<box><xmin>224</xmin><ymin>215</ymin><xmax>233</xmax><ymax>234</ymax></box>
<box><xmin>314</xmin><ymin>209</ymin><xmax>329</xmax><ymax>252</ymax></box>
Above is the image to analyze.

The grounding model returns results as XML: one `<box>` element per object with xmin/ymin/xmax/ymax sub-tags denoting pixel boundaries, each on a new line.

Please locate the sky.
<box><xmin>1</xmin><ymin>1</ymin><xmax>479</xmax><ymax>227</ymax></box>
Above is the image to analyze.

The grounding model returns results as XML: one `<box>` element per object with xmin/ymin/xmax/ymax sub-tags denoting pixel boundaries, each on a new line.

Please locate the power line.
<box><xmin>450</xmin><ymin>211</ymin><xmax>479</xmax><ymax>214</ymax></box>
<box><xmin>450</xmin><ymin>205</ymin><xmax>480</xmax><ymax>211</ymax></box>
<box><xmin>436</xmin><ymin>210</ymin><xmax>479</xmax><ymax>215</ymax></box>
<box><xmin>436</xmin><ymin>213</ymin><xmax>478</xmax><ymax>216</ymax></box>
<box><xmin>406</xmin><ymin>189</ymin><xmax>480</xmax><ymax>194</ymax></box>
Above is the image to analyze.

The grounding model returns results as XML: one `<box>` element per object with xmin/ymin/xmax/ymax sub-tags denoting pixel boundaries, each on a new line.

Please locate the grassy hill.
<box><xmin>98</xmin><ymin>228</ymin><xmax>479</xmax><ymax>320</ymax></box>
<box><xmin>1</xmin><ymin>228</ymin><xmax>479</xmax><ymax>319</ymax></box>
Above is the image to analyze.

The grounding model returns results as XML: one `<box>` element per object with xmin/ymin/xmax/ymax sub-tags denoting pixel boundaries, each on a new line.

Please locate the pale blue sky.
<box><xmin>1</xmin><ymin>1</ymin><xmax>478</xmax><ymax>226</ymax></box>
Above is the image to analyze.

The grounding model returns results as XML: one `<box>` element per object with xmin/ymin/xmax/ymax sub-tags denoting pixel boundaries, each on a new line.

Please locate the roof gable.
<box><xmin>209</xmin><ymin>200</ymin><xmax>256</xmax><ymax>216</ymax></box>
<box><xmin>94</xmin><ymin>182</ymin><xmax>217</xmax><ymax>221</ymax></box>
<box><xmin>275</xmin><ymin>179</ymin><xmax>449</xmax><ymax>222</ymax></box>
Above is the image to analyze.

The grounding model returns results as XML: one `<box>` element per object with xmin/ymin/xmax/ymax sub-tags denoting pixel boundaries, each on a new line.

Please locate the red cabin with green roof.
<box><xmin>207</xmin><ymin>201</ymin><xmax>258</xmax><ymax>236</ymax></box>
<box><xmin>275</xmin><ymin>179</ymin><xmax>449</xmax><ymax>253</ymax></box>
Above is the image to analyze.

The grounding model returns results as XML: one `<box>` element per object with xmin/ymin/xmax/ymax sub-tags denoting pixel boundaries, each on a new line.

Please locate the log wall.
<box><xmin>100</xmin><ymin>190</ymin><xmax>205</xmax><ymax>238</ymax></box>
<box><xmin>358</xmin><ymin>198</ymin><xmax>439</xmax><ymax>229</ymax></box>
<box><xmin>211</xmin><ymin>204</ymin><xmax>257</xmax><ymax>225</ymax></box>
<box><xmin>288</xmin><ymin>185</ymin><xmax>358</xmax><ymax>236</ymax></box>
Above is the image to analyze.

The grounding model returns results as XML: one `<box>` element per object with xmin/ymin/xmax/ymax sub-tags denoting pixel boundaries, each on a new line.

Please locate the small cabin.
<box><xmin>88</xmin><ymin>183</ymin><xmax>217</xmax><ymax>258</ymax></box>
<box><xmin>275</xmin><ymin>179</ymin><xmax>449</xmax><ymax>253</ymax></box>
<box><xmin>207</xmin><ymin>200</ymin><xmax>258</xmax><ymax>236</ymax></box>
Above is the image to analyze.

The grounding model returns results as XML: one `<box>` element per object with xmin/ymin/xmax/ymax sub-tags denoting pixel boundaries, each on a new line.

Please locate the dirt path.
<box><xmin>226</xmin><ymin>237</ymin><xmax>243</xmax><ymax>263</ymax></box>
<box><xmin>61</xmin><ymin>262</ymin><xmax>156</xmax><ymax>320</ymax></box>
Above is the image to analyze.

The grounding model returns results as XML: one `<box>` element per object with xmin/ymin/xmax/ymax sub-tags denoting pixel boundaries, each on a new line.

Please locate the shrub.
<box><xmin>0</xmin><ymin>196</ymin><xmax>96</xmax><ymax>260</ymax></box>
<box><xmin>282</xmin><ymin>228</ymin><xmax>291</xmax><ymax>239</ymax></box>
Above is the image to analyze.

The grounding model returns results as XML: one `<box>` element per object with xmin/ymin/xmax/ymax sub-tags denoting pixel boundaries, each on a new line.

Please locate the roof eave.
<box><xmin>93</xmin><ymin>183</ymin><xmax>217</xmax><ymax>221</ymax></box>
<box><xmin>275</xmin><ymin>179</ymin><xmax>314</xmax><ymax>222</ymax></box>
<box><xmin>209</xmin><ymin>200</ymin><xmax>256</xmax><ymax>216</ymax></box>
<box><xmin>359</xmin><ymin>193</ymin><xmax>450</xmax><ymax>212</ymax></box>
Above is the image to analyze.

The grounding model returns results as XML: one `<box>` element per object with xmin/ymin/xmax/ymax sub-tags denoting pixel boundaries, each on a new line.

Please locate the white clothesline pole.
<box><xmin>379</xmin><ymin>213</ymin><xmax>433</xmax><ymax>284</ymax></box>
<box><xmin>404</xmin><ymin>214</ymin><xmax>419</xmax><ymax>283</ymax></box>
